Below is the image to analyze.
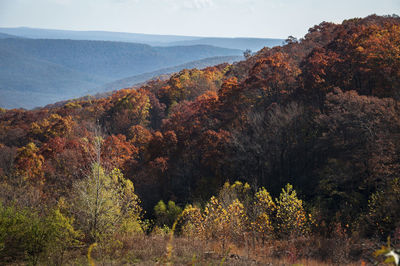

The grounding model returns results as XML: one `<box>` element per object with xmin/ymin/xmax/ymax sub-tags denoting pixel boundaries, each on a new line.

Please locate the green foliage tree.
<box><xmin>73</xmin><ymin>163</ymin><xmax>119</xmax><ymax>242</ymax></box>
<box><xmin>45</xmin><ymin>206</ymin><xmax>82</xmax><ymax>265</ymax></box>
<box><xmin>72</xmin><ymin>163</ymin><xmax>142</xmax><ymax>242</ymax></box>
<box><xmin>154</xmin><ymin>200</ymin><xmax>182</xmax><ymax>228</ymax></box>
<box><xmin>0</xmin><ymin>203</ymin><xmax>80</xmax><ymax>265</ymax></box>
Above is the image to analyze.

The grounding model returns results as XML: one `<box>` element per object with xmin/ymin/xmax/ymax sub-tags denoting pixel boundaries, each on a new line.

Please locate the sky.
<box><xmin>0</xmin><ymin>0</ymin><xmax>399</xmax><ymax>38</ymax></box>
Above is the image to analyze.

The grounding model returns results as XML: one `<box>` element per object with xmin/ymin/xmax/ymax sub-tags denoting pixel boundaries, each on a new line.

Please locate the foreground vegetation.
<box><xmin>1</xmin><ymin>14</ymin><xmax>400</xmax><ymax>264</ymax></box>
<box><xmin>0</xmin><ymin>179</ymin><xmax>389</xmax><ymax>265</ymax></box>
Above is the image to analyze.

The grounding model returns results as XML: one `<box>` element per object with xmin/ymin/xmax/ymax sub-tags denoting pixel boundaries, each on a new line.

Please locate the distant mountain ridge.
<box><xmin>0</xmin><ymin>32</ymin><xmax>21</xmax><ymax>39</ymax></box>
<box><xmin>0</xmin><ymin>27</ymin><xmax>284</xmax><ymax>109</ymax></box>
<box><xmin>0</xmin><ymin>38</ymin><xmax>241</xmax><ymax>80</ymax></box>
<box><xmin>0</xmin><ymin>27</ymin><xmax>196</xmax><ymax>45</ymax></box>
<box><xmin>167</xmin><ymin>37</ymin><xmax>284</xmax><ymax>51</ymax></box>
<box><xmin>0</xmin><ymin>27</ymin><xmax>284</xmax><ymax>50</ymax></box>
<box><xmin>0</xmin><ymin>38</ymin><xmax>242</xmax><ymax>109</ymax></box>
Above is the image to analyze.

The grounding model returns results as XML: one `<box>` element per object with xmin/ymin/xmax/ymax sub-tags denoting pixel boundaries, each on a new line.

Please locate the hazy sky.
<box><xmin>0</xmin><ymin>0</ymin><xmax>399</xmax><ymax>38</ymax></box>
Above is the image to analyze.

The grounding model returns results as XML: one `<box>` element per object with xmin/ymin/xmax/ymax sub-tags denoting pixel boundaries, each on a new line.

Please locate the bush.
<box><xmin>154</xmin><ymin>200</ymin><xmax>182</xmax><ymax>227</ymax></box>
<box><xmin>364</xmin><ymin>178</ymin><xmax>400</xmax><ymax>238</ymax></box>
<box><xmin>0</xmin><ymin>203</ymin><xmax>80</xmax><ymax>265</ymax></box>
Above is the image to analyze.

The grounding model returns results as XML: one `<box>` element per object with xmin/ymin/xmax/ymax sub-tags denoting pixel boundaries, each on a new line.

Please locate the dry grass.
<box><xmin>76</xmin><ymin>234</ymin><xmax>371</xmax><ymax>265</ymax></box>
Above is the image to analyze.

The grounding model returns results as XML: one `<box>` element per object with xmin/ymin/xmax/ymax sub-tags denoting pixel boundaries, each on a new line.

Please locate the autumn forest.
<box><xmin>0</xmin><ymin>14</ymin><xmax>400</xmax><ymax>265</ymax></box>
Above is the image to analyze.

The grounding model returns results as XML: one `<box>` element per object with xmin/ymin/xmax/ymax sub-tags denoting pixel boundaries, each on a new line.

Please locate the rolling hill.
<box><xmin>0</xmin><ymin>27</ymin><xmax>197</xmax><ymax>45</ymax></box>
<box><xmin>166</xmin><ymin>37</ymin><xmax>284</xmax><ymax>51</ymax></box>
<box><xmin>99</xmin><ymin>55</ymin><xmax>244</xmax><ymax>92</ymax></box>
<box><xmin>0</xmin><ymin>27</ymin><xmax>284</xmax><ymax>50</ymax></box>
<box><xmin>0</xmin><ymin>32</ymin><xmax>20</xmax><ymax>39</ymax></box>
<box><xmin>0</xmin><ymin>38</ymin><xmax>242</xmax><ymax>109</ymax></box>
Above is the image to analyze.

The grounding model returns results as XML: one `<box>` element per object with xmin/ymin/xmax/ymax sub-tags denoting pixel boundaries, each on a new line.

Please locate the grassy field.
<box><xmin>60</xmin><ymin>235</ymin><xmax>372</xmax><ymax>265</ymax></box>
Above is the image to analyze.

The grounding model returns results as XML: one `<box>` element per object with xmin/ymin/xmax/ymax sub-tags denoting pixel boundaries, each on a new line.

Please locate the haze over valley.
<box><xmin>0</xmin><ymin>27</ymin><xmax>281</xmax><ymax>109</ymax></box>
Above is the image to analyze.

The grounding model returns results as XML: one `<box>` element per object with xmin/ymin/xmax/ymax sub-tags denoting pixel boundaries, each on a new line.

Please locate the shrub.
<box><xmin>0</xmin><ymin>203</ymin><xmax>80</xmax><ymax>265</ymax></box>
<box><xmin>365</xmin><ymin>177</ymin><xmax>400</xmax><ymax>238</ymax></box>
<box><xmin>154</xmin><ymin>200</ymin><xmax>182</xmax><ymax>228</ymax></box>
<box><xmin>179</xmin><ymin>204</ymin><xmax>204</xmax><ymax>239</ymax></box>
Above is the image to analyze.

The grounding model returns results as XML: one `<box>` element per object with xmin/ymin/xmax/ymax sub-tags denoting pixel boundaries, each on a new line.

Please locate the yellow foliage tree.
<box><xmin>251</xmin><ymin>187</ymin><xmax>276</xmax><ymax>241</ymax></box>
<box><xmin>14</xmin><ymin>142</ymin><xmax>44</xmax><ymax>184</ymax></box>
<box><xmin>179</xmin><ymin>204</ymin><xmax>204</xmax><ymax>239</ymax></box>
<box><xmin>203</xmin><ymin>194</ymin><xmax>248</xmax><ymax>250</ymax></box>
<box><xmin>72</xmin><ymin>164</ymin><xmax>142</xmax><ymax>242</ymax></box>
<box><xmin>30</xmin><ymin>114</ymin><xmax>74</xmax><ymax>141</ymax></box>
<box><xmin>275</xmin><ymin>183</ymin><xmax>309</xmax><ymax>237</ymax></box>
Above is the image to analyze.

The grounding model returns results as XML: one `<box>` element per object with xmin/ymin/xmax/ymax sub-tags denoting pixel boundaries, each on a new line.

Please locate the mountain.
<box><xmin>0</xmin><ymin>38</ymin><xmax>242</xmax><ymax>109</ymax></box>
<box><xmin>164</xmin><ymin>37</ymin><xmax>284</xmax><ymax>51</ymax></box>
<box><xmin>0</xmin><ymin>38</ymin><xmax>242</xmax><ymax>80</ymax></box>
<box><xmin>0</xmin><ymin>32</ymin><xmax>21</xmax><ymax>39</ymax></box>
<box><xmin>0</xmin><ymin>27</ymin><xmax>284</xmax><ymax>50</ymax></box>
<box><xmin>0</xmin><ymin>44</ymin><xmax>102</xmax><ymax>109</ymax></box>
<box><xmin>99</xmin><ymin>55</ymin><xmax>244</xmax><ymax>92</ymax></box>
<box><xmin>0</xmin><ymin>27</ymin><xmax>197</xmax><ymax>45</ymax></box>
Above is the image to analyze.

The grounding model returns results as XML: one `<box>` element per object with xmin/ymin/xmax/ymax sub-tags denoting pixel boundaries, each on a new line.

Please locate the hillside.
<box><xmin>0</xmin><ymin>15</ymin><xmax>399</xmax><ymax>265</ymax></box>
<box><xmin>166</xmin><ymin>37</ymin><xmax>284</xmax><ymax>51</ymax></box>
<box><xmin>0</xmin><ymin>32</ymin><xmax>20</xmax><ymax>39</ymax></box>
<box><xmin>0</xmin><ymin>27</ymin><xmax>284</xmax><ymax>50</ymax></box>
<box><xmin>0</xmin><ymin>38</ymin><xmax>242</xmax><ymax>108</ymax></box>
<box><xmin>0</xmin><ymin>27</ymin><xmax>200</xmax><ymax>44</ymax></box>
<box><xmin>98</xmin><ymin>55</ymin><xmax>243</xmax><ymax>92</ymax></box>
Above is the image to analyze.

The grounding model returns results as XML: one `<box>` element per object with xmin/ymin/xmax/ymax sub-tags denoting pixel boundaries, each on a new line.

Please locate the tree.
<box><xmin>251</xmin><ymin>187</ymin><xmax>276</xmax><ymax>241</ymax></box>
<box><xmin>275</xmin><ymin>184</ymin><xmax>309</xmax><ymax>237</ymax></box>
<box><xmin>285</xmin><ymin>35</ymin><xmax>298</xmax><ymax>44</ymax></box>
<box><xmin>244</xmin><ymin>52</ymin><xmax>300</xmax><ymax>105</ymax></box>
<box><xmin>243</xmin><ymin>49</ymin><xmax>252</xmax><ymax>59</ymax></box>
<box><xmin>72</xmin><ymin>163</ymin><xmax>142</xmax><ymax>242</ymax></box>
<box><xmin>101</xmin><ymin>134</ymin><xmax>138</xmax><ymax>170</ymax></box>
<box><xmin>179</xmin><ymin>204</ymin><xmax>204</xmax><ymax>239</ymax></box>
<box><xmin>72</xmin><ymin>132</ymin><xmax>142</xmax><ymax>242</ymax></box>
<box><xmin>315</xmin><ymin>89</ymin><xmax>400</xmax><ymax>228</ymax></box>
<box><xmin>14</xmin><ymin>142</ymin><xmax>44</xmax><ymax>184</ymax></box>
<box><xmin>202</xmin><ymin>183</ymin><xmax>250</xmax><ymax>249</ymax></box>
<box><xmin>44</xmin><ymin>206</ymin><xmax>82</xmax><ymax>265</ymax></box>
<box><xmin>300</xmin><ymin>22</ymin><xmax>400</xmax><ymax>102</ymax></box>
<box><xmin>365</xmin><ymin>178</ymin><xmax>400</xmax><ymax>238</ymax></box>
<box><xmin>72</xmin><ymin>163</ymin><xmax>120</xmax><ymax>242</ymax></box>
<box><xmin>102</xmin><ymin>89</ymin><xmax>150</xmax><ymax>135</ymax></box>
<box><xmin>154</xmin><ymin>200</ymin><xmax>182</xmax><ymax>228</ymax></box>
<box><xmin>30</xmin><ymin>114</ymin><xmax>74</xmax><ymax>142</ymax></box>
<box><xmin>0</xmin><ymin>203</ymin><xmax>80</xmax><ymax>265</ymax></box>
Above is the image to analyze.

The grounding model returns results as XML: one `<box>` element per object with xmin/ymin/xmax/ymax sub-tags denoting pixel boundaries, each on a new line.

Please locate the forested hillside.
<box><xmin>0</xmin><ymin>14</ymin><xmax>399</xmax><ymax>265</ymax></box>
<box><xmin>98</xmin><ymin>55</ymin><xmax>243</xmax><ymax>92</ymax></box>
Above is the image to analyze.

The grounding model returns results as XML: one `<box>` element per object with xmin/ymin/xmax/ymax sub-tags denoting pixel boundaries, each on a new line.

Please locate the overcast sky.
<box><xmin>0</xmin><ymin>0</ymin><xmax>399</xmax><ymax>38</ymax></box>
